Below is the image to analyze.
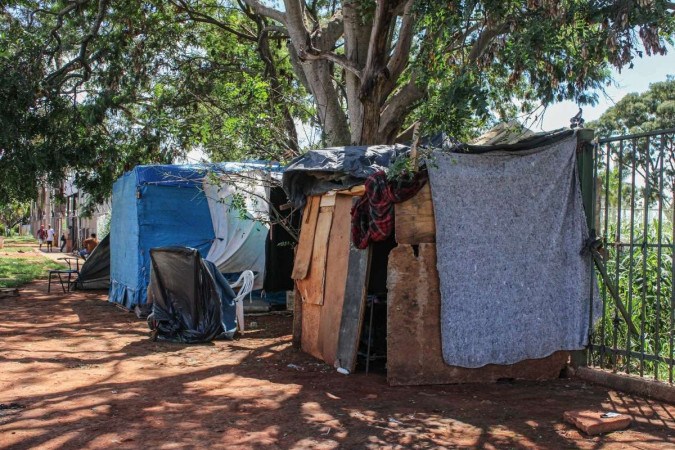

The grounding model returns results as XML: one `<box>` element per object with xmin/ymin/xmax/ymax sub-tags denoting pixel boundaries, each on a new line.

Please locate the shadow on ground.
<box><xmin>1</xmin><ymin>280</ymin><xmax>674</xmax><ymax>449</ymax></box>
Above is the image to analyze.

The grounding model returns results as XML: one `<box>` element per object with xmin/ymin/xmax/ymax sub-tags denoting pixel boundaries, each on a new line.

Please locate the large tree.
<box><xmin>220</xmin><ymin>0</ymin><xmax>675</xmax><ymax>144</ymax></box>
<box><xmin>0</xmin><ymin>201</ymin><xmax>30</xmax><ymax>235</ymax></box>
<box><xmin>1</xmin><ymin>1</ymin><xmax>674</xmax><ymax>205</ymax></box>
<box><xmin>589</xmin><ymin>76</ymin><xmax>675</xmax><ymax>204</ymax></box>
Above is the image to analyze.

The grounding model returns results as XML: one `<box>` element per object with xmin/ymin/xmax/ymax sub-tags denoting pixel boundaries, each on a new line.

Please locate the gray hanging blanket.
<box><xmin>428</xmin><ymin>134</ymin><xmax>599</xmax><ymax>368</ymax></box>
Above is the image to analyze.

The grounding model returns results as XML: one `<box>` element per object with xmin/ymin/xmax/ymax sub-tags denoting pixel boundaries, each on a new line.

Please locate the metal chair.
<box><xmin>47</xmin><ymin>257</ymin><xmax>82</xmax><ymax>294</ymax></box>
<box><xmin>229</xmin><ymin>270</ymin><xmax>255</xmax><ymax>332</ymax></box>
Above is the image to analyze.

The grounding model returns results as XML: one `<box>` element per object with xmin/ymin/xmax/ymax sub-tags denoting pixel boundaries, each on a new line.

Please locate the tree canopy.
<box><xmin>0</xmin><ymin>200</ymin><xmax>30</xmax><ymax>235</ymax></box>
<box><xmin>589</xmin><ymin>75</ymin><xmax>675</xmax><ymax>137</ymax></box>
<box><xmin>0</xmin><ymin>1</ymin><xmax>674</xmax><ymax>207</ymax></box>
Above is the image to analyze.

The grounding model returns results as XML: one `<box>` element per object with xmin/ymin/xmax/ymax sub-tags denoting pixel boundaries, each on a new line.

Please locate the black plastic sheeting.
<box><xmin>263</xmin><ymin>187</ymin><xmax>299</xmax><ymax>292</ymax></box>
<box><xmin>282</xmin><ymin>144</ymin><xmax>410</xmax><ymax>208</ymax></box>
<box><xmin>75</xmin><ymin>234</ymin><xmax>110</xmax><ymax>290</ymax></box>
<box><xmin>147</xmin><ymin>247</ymin><xmax>238</xmax><ymax>343</ymax></box>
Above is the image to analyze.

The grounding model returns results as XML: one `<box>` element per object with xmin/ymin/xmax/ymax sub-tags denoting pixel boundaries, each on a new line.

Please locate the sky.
<box><xmin>533</xmin><ymin>48</ymin><xmax>675</xmax><ymax>131</ymax></box>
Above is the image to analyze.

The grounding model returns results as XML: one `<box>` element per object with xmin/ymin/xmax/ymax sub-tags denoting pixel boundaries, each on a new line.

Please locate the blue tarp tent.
<box><xmin>109</xmin><ymin>162</ymin><xmax>281</xmax><ymax>309</ymax></box>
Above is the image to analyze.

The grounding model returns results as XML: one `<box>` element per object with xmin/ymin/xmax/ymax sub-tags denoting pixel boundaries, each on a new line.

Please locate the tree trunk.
<box><xmin>343</xmin><ymin>1</ymin><xmax>372</xmax><ymax>144</ymax></box>
<box><xmin>283</xmin><ymin>0</ymin><xmax>351</xmax><ymax>146</ymax></box>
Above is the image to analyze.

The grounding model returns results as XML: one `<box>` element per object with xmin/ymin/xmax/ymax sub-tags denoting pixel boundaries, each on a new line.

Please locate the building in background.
<box><xmin>28</xmin><ymin>178</ymin><xmax>110</xmax><ymax>252</ymax></box>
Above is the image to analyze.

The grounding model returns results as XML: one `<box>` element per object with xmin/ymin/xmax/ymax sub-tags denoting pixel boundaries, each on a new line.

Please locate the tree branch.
<box><xmin>314</xmin><ymin>11</ymin><xmax>343</xmax><ymax>50</ymax></box>
<box><xmin>298</xmin><ymin>48</ymin><xmax>362</xmax><ymax>78</ymax></box>
<box><xmin>383</xmin><ymin>0</ymin><xmax>416</xmax><ymax>99</ymax></box>
<box><xmin>287</xmin><ymin>44</ymin><xmax>312</xmax><ymax>92</ymax></box>
<box><xmin>378</xmin><ymin>76</ymin><xmax>425</xmax><ymax>143</ymax></box>
<box><xmin>45</xmin><ymin>0</ymin><xmax>109</xmax><ymax>86</ymax></box>
<box><xmin>171</xmin><ymin>0</ymin><xmax>258</xmax><ymax>41</ymax></box>
<box><xmin>468</xmin><ymin>22</ymin><xmax>509</xmax><ymax>63</ymax></box>
<box><xmin>239</xmin><ymin>0</ymin><xmax>286</xmax><ymax>25</ymax></box>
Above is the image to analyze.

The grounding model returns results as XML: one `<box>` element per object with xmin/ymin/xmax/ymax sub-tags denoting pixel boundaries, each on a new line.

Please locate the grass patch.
<box><xmin>0</xmin><ymin>253</ymin><xmax>64</xmax><ymax>288</ymax></box>
<box><xmin>0</xmin><ymin>247</ymin><xmax>34</xmax><ymax>253</ymax></box>
<box><xmin>2</xmin><ymin>236</ymin><xmax>37</xmax><ymax>245</ymax></box>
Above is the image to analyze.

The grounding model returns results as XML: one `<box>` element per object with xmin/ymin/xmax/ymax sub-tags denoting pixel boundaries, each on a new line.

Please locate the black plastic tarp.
<box><xmin>282</xmin><ymin>144</ymin><xmax>410</xmax><ymax>208</ymax></box>
<box><xmin>263</xmin><ymin>186</ymin><xmax>299</xmax><ymax>292</ymax></box>
<box><xmin>147</xmin><ymin>247</ymin><xmax>237</xmax><ymax>343</ymax></box>
<box><xmin>75</xmin><ymin>234</ymin><xmax>110</xmax><ymax>290</ymax></box>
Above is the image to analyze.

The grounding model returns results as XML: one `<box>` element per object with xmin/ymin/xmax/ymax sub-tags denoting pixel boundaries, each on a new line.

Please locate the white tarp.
<box><xmin>204</xmin><ymin>171</ymin><xmax>270</xmax><ymax>290</ymax></box>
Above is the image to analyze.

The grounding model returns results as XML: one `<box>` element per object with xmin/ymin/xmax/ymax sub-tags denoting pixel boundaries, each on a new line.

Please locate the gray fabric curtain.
<box><xmin>428</xmin><ymin>134</ymin><xmax>599</xmax><ymax>368</ymax></box>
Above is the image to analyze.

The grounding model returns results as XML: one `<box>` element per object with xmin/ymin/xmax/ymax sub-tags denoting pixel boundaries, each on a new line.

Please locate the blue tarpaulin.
<box><xmin>109</xmin><ymin>162</ymin><xmax>282</xmax><ymax>309</ymax></box>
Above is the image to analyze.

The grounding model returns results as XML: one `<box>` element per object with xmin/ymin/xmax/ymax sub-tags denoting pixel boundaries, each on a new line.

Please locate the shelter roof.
<box><xmin>130</xmin><ymin>161</ymin><xmax>283</xmax><ymax>188</ymax></box>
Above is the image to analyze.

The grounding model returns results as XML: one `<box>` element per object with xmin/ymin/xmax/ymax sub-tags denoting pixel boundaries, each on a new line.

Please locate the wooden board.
<box><xmin>292</xmin><ymin>285</ymin><xmax>302</xmax><ymax>349</ymax></box>
<box><xmin>317</xmin><ymin>194</ymin><xmax>355</xmax><ymax>366</ymax></box>
<box><xmin>320</xmin><ymin>193</ymin><xmax>336</xmax><ymax>207</ymax></box>
<box><xmin>386</xmin><ymin>243</ymin><xmax>569</xmax><ymax>386</ymax></box>
<box><xmin>301</xmin><ymin>303</ymin><xmax>322</xmax><ymax>359</ymax></box>
<box><xmin>296</xmin><ymin>204</ymin><xmax>333</xmax><ymax>305</ymax></box>
<box><xmin>292</xmin><ymin>196</ymin><xmax>321</xmax><ymax>280</ymax></box>
<box><xmin>394</xmin><ymin>182</ymin><xmax>436</xmax><ymax>244</ymax></box>
<box><xmin>336</xmin><ymin>185</ymin><xmax>366</xmax><ymax>196</ymax></box>
<box><xmin>334</xmin><ymin>219</ymin><xmax>371</xmax><ymax>373</ymax></box>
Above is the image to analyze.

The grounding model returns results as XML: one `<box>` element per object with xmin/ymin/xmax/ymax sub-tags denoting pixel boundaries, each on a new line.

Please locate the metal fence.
<box><xmin>587</xmin><ymin>128</ymin><xmax>675</xmax><ymax>383</ymax></box>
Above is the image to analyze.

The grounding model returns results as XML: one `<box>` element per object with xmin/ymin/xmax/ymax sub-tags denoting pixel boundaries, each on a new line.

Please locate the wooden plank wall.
<box><xmin>296</xmin><ymin>205</ymin><xmax>333</xmax><ymax>305</ymax></box>
<box><xmin>292</xmin><ymin>196</ymin><xmax>321</xmax><ymax>280</ymax></box>
<box><xmin>394</xmin><ymin>182</ymin><xmax>435</xmax><ymax>244</ymax></box>
<box><xmin>293</xmin><ymin>192</ymin><xmax>367</xmax><ymax>367</ymax></box>
<box><xmin>318</xmin><ymin>195</ymin><xmax>354</xmax><ymax>364</ymax></box>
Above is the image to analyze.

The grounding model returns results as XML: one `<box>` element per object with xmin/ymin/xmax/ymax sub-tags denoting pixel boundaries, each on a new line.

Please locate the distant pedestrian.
<box><xmin>59</xmin><ymin>233</ymin><xmax>67</xmax><ymax>252</ymax></box>
<box><xmin>36</xmin><ymin>225</ymin><xmax>47</xmax><ymax>250</ymax></box>
<box><xmin>46</xmin><ymin>225</ymin><xmax>54</xmax><ymax>253</ymax></box>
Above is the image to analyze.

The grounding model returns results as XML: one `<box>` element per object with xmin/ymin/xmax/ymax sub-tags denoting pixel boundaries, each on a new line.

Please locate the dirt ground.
<box><xmin>1</xmin><ymin>282</ymin><xmax>675</xmax><ymax>449</ymax></box>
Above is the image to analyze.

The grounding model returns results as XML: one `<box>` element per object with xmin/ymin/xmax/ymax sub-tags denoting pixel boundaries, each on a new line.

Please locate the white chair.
<box><xmin>230</xmin><ymin>270</ymin><xmax>255</xmax><ymax>332</ymax></box>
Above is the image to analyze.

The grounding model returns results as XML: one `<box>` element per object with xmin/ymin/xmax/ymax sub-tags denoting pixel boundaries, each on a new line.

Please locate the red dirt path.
<box><xmin>1</xmin><ymin>281</ymin><xmax>674</xmax><ymax>449</ymax></box>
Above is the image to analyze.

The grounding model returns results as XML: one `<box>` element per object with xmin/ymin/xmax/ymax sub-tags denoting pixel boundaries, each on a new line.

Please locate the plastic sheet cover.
<box><xmin>203</xmin><ymin>171</ymin><xmax>270</xmax><ymax>290</ymax></box>
<box><xmin>148</xmin><ymin>247</ymin><xmax>237</xmax><ymax>343</ymax></box>
<box><xmin>109</xmin><ymin>177</ymin><xmax>214</xmax><ymax>308</ymax></box>
<box><xmin>282</xmin><ymin>144</ymin><xmax>410</xmax><ymax>208</ymax></box>
<box><xmin>109</xmin><ymin>162</ymin><xmax>283</xmax><ymax>308</ymax></box>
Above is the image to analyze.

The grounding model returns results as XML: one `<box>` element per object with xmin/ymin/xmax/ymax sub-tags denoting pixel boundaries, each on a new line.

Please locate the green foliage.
<box><xmin>0</xmin><ymin>201</ymin><xmax>30</xmax><ymax>235</ymax></box>
<box><xmin>593</xmin><ymin>217</ymin><xmax>675</xmax><ymax>380</ymax></box>
<box><xmin>0</xmin><ymin>1</ymin><xmax>304</xmax><ymax>209</ymax></box>
<box><xmin>1</xmin><ymin>1</ymin><xmax>674</xmax><ymax>206</ymax></box>
<box><xmin>589</xmin><ymin>76</ymin><xmax>675</xmax><ymax>137</ymax></box>
<box><xmin>414</xmin><ymin>1</ymin><xmax>675</xmax><ymax>140</ymax></box>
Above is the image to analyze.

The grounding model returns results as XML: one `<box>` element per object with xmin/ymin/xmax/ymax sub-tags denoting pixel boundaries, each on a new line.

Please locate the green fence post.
<box><xmin>572</xmin><ymin>128</ymin><xmax>595</xmax><ymax>368</ymax></box>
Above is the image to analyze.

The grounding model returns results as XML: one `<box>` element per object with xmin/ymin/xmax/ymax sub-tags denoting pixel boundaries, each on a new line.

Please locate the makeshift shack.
<box><xmin>109</xmin><ymin>162</ymin><xmax>282</xmax><ymax>309</ymax></box>
<box><xmin>283</xmin><ymin>129</ymin><xmax>598</xmax><ymax>385</ymax></box>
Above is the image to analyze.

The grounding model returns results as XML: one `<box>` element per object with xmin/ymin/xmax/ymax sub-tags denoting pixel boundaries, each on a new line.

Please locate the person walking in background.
<box><xmin>80</xmin><ymin>233</ymin><xmax>99</xmax><ymax>258</ymax></box>
<box><xmin>36</xmin><ymin>225</ymin><xmax>47</xmax><ymax>250</ymax></box>
<box><xmin>46</xmin><ymin>225</ymin><xmax>55</xmax><ymax>252</ymax></box>
<box><xmin>59</xmin><ymin>233</ymin><xmax>67</xmax><ymax>252</ymax></box>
